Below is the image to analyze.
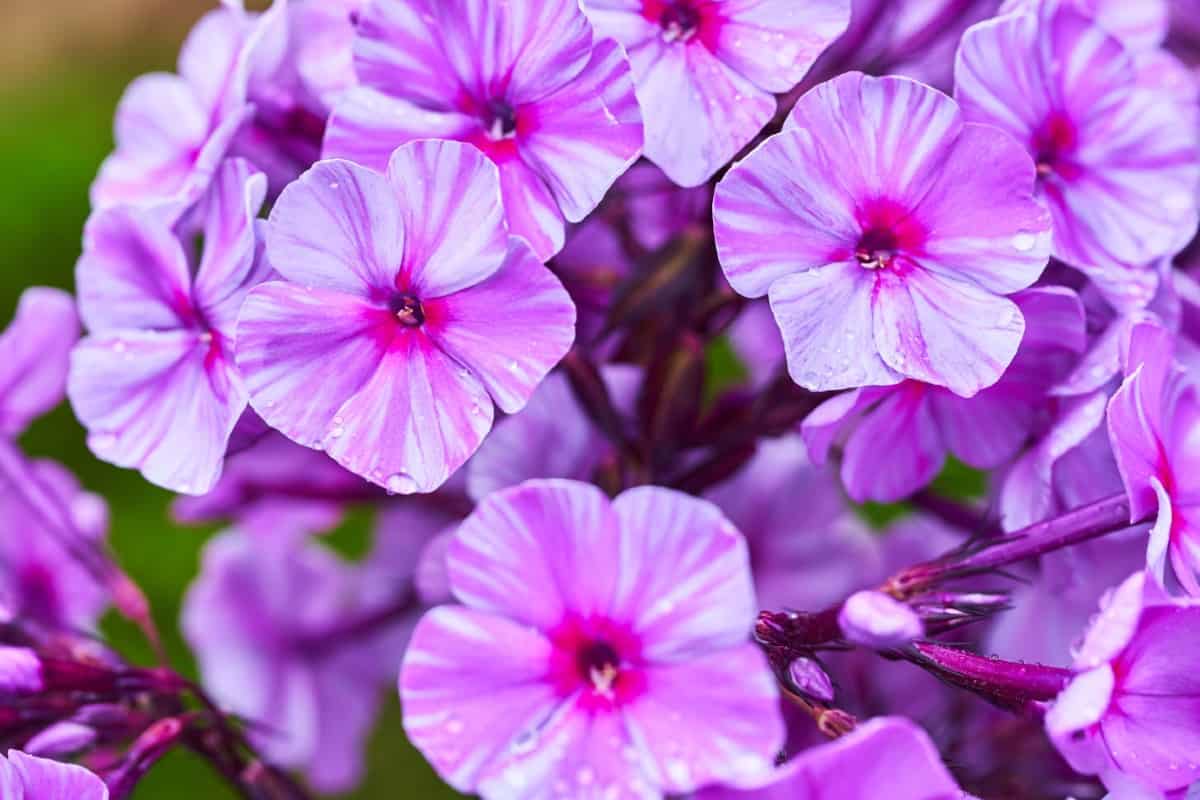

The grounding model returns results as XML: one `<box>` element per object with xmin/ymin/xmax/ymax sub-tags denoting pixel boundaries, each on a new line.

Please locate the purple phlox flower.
<box><xmin>986</xmin><ymin>530</ymin><xmax>1146</xmax><ymax>666</ymax></box>
<box><xmin>236</xmin><ymin>141</ymin><xmax>576</xmax><ymax>494</ymax></box>
<box><xmin>695</xmin><ymin>716</ymin><xmax>964</xmax><ymax>800</ymax></box>
<box><xmin>90</xmin><ymin>2</ymin><xmax>275</xmax><ymax>209</ymax></box>
<box><xmin>803</xmin><ymin>287</ymin><xmax>1085</xmax><ymax>503</ymax></box>
<box><xmin>324</xmin><ymin>0</ymin><xmax>644</xmax><ymax>260</ymax></box>
<box><xmin>1001</xmin><ymin>0</ymin><xmax>1170</xmax><ymax>51</ymax></box>
<box><xmin>1046</xmin><ymin>571</ymin><xmax>1200</xmax><ymax>797</ymax></box>
<box><xmin>0</xmin><ymin>457</ymin><xmax>109</xmax><ymax>633</ymax></box>
<box><xmin>182</xmin><ymin>528</ymin><xmax>396</xmax><ymax>793</ymax></box>
<box><xmin>288</xmin><ymin>0</ymin><xmax>364</xmax><ymax>111</ymax></box>
<box><xmin>715</xmin><ymin>71</ymin><xmax>1052</xmax><ymax>397</ymax></box>
<box><xmin>704</xmin><ymin>434</ymin><xmax>881</xmax><ymax>610</ymax></box>
<box><xmin>70</xmin><ymin>158</ymin><xmax>268</xmax><ymax>495</ymax></box>
<box><xmin>0</xmin><ymin>750</ymin><xmax>108</xmax><ymax>800</ymax></box>
<box><xmin>0</xmin><ymin>288</ymin><xmax>78</xmax><ymax>438</ymax></box>
<box><xmin>581</xmin><ymin>0</ymin><xmax>851</xmax><ymax>187</ymax></box>
<box><xmin>466</xmin><ymin>365</ymin><xmax>640</xmax><ymax>501</ymax></box>
<box><xmin>955</xmin><ymin>0</ymin><xmax>1200</xmax><ymax>309</ymax></box>
<box><xmin>171</xmin><ymin>430</ymin><xmax>370</xmax><ymax>529</ymax></box>
<box><xmin>616</xmin><ymin>163</ymin><xmax>712</xmax><ymax>252</ymax></box>
<box><xmin>1107</xmin><ymin>319</ymin><xmax>1200</xmax><ymax>593</ymax></box>
<box><xmin>400</xmin><ymin>479</ymin><xmax>784</xmax><ymax>798</ymax></box>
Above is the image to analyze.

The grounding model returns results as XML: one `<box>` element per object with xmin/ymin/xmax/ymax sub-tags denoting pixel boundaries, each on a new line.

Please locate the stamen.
<box><xmin>390</xmin><ymin>294</ymin><xmax>425</xmax><ymax>327</ymax></box>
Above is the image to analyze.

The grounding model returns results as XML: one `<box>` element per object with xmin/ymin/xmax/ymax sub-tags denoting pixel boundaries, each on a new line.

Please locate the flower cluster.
<box><xmin>3</xmin><ymin>0</ymin><xmax>1200</xmax><ymax>798</ymax></box>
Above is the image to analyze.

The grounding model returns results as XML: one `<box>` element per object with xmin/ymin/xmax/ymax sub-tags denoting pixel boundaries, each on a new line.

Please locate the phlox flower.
<box><xmin>1000</xmin><ymin>0</ymin><xmax>1169</xmax><ymax>51</ymax></box>
<box><xmin>801</xmin><ymin>287</ymin><xmax>1084</xmax><ymax>503</ymax></box>
<box><xmin>0</xmin><ymin>750</ymin><xmax>108</xmax><ymax>800</ymax></box>
<box><xmin>714</xmin><ymin>71</ymin><xmax>1051</xmax><ymax>397</ymax></box>
<box><xmin>1046</xmin><ymin>571</ymin><xmax>1200</xmax><ymax>797</ymax></box>
<box><xmin>90</xmin><ymin>2</ymin><xmax>276</xmax><ymax>208</ymax></box>
<box><xmin>1107</xmin><ymin>321</ymin><xmax>1200</xmax><ymax>593</ymax></box>
<box><xmin>70</xmin><ymin>158</ymin><xmax>268</xmax><ymax>494</ymax></box>
<box><xmin>236</xmin><ymin>140</ymin><xmax>575</xmax><ymax>494</ymax></box>
<box><xmin>183</xmin><ymin>527</ymin><xmax>400</xmax><ymax>793</ymax></box>
<box><xmin>695</xmin><ymin>716</ymin><xmax>964</xmax><ymax>800</ymax></box>
<box><xmin>955</xmin><ymin>0</ymin><xmax>1200</xmax><ymax>307</ymax></box>
<box><xmin>581</xmin><ymin>0</ymin><xmax>852</xmax><ymax>187</ymax></box>
<box><xmin>324</xmin><ymin>0</ymin><xmax>643</xmax><ymax>259</ymax></box>
<box><xmin>0</xmin><ymin>288</ymin><xmax>78</xmax><ymax>438</ymax></box>
<box><xmin>400</xmin><ymin>479</ymin><xmax>783</xmax><ymax>799</ymax></box>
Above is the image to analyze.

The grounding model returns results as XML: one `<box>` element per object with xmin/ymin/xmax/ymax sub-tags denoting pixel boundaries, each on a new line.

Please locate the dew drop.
<box><xmin>386</xmin><ymin>473</ymin><xmax>418</xmax><ymax>494</ymax></box>
<box><xmin>329</xmin><ymin>181</ymin><xmax>340</xmax><ymax>190</ymax></box>
<box><xmin>112</xmin><ymin>340</ymin><xmax>127</xmax><ymax>354</ymax></box>
<box><xmin>1012</xmin><ymin>232</ymin><xmax>1038</xmax><ymax>252</ymax></box>
<box><xmin>329</xmin><ymin>425</ymin><xmax>345</xmax><ymax>439</ymax></box>
<box><xmin>445</xmin><ymin>717</ymin><xmax>464</xmax><ymax>735</ymax></box>
<box><xmin>666</xmin><ymin>758</ymin><xmax>690</xmax><ymax>785</ymax></box>
<box><xmin>92</xmin><ymin>433</ymin><xmax>117</xmax><ymax>450</ymax></box>
<box><xmin>576</xmin><ymin>766</ymin><xmax>595</xmax><ymax>786</ymax></box>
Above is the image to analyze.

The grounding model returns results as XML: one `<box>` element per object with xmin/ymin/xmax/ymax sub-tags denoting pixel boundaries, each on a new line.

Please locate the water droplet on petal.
<box><xmin>1012</xmin><ymin>232</ymin><xmax>1038</xmax><ymax>252</ymax></box>
<box><xmin>386</xmin><ymin>473</ymin><xmax>418</xmax><ymax>494</ymax></box>
<box><xmin>576</xmin><ymin>767</ymin><xmax>594</xmax><ymax>786</ymax></box>
<box><xmin>112</xmin><ymin>340</ymin><xmax>127</xmax><ymax>354</ymax></box>
<box><xmin>666</xmin><ymin>758</ymin><xmax>690</xmax><ymax>785</ymax></box>
<box><xmin>92</xmin><ymin>433</ymin><xmax>117</xmax><ymax>450</ymax></box>
<box><xmin>329</xmin><ymin>425</ymin><xmax>345</xmax><ymax>439</ymax></box>
<box><xmin>445</xmin><ymin>717</ymin><xmax>464</xmax><ymax>735</ymax></box>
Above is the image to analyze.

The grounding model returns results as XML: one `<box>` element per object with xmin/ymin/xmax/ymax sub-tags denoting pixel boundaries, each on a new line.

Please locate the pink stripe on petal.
<box><xmin>384</xmin><ymin>140</ymin><xmax>508</xmax><ymax>298</ymax></box>
<box><xmin>323</xmin><ymin>333</ymin><xmax>494</xmax><ymax>494</ymax></box>
<box><xmin>400</xmin><ymin>606</ymin><xmax>561</xmax><ymax>793</ymax></box>
<box><xmin>520</xmin><ymin>38</ymin><xmax>644</xmax><ymax>222</ymax></box>
<box><xmin>766</xmin><ymin>263</ymin><xmax>902</xmax><ymax>392</ymax></box>
<box><xmin>872</xmin><ymin>268</ymin><xmax>1026</xmax><ymax>398</ymax></box>
<box><xmin>447</xmin><ymin>480</ymin><xmax>622</xmax><ymax>628</ymax></box>
<box><xmin>236</xmin><ymin>283</ymin><xmax>390</xmax><ymax>452</ymax></box>
<box><xmin>429</xmin><ymin>239</ymin><xmax>575</xmax><ymax>415</ymax></box>
<box><xmin>69</xmin><ymin>330</ymin><xmax>243</xmax><ymax>494</ymax></box>
<box><xmin>265</xmin><ymin>159</ymin><xmax>405</xmax><ymax>295</ymax></box>
<box><xmin>610</xmin><ymin>486</ymin><xmax>756</xmax><ymax>659</ymax></box>
<box><xmin>497</xmin><ymin>156</ymin><xmax>568</xmax><ymax>261</ymax></box>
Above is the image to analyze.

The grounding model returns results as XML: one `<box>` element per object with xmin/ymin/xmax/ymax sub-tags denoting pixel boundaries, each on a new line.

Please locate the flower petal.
<box><xmin>872</xmin><ymin>267</ymin><xmax>1025</xmax><ymax>397</ymax></box>
<box><xmin>6</xmin><ymin>751</ymin><xmax>108</xmax><ymax>800</ymax></box>
<box><xmin>709</xmin><ymin>0</ymin><xmax>851</xmax><ymax>92</ymax></box>
<box><xmin>766</xmin><ymin>262</ymin><xmax>902</xmax><ymax>392</ymax></box>
<box><xmin>400</xmin><ymin>606</ymin><xmax>561</xmax><ymax>793</ymax></box>
<box><xmin>0</xmin><ymin>289</ymin><xmax>79</xmax><ymax>437</ymax></box>
<box><xmin>611</xmin><ymin>486</ymin><xmax>756</xmax><ymax>659</ymax></box>
<box><xmin>842</xmin><ymin>385</ymin><xmax>945</xmax><ymax>503</ymax></box>
<box><xmin>519</xmin><ymin>38</ymin><xmax>644</xmax><ymax>223</ymax></box>
<box><xmin>384</xmin><ymin>140</ymin><xmax>508</xmax><ymax>297</ymax></box>
<box><xmin>426</xmin><ymin>239</ymin><xmax>576</xmax><ymax>414</ymax></box>
<box><xmin>192</xmin><ymin>158</ymin><xmax>269</xmax><ymax>330</ymax></box>
<box><xmin>265</xmin><ymin>159</ymin><xmax>404</xmax><ymax>295</ymax></box>
<box><xmin>323</xmin><ymin>88</ymin><xmax>478</xmax><ymax>172</ymax></box>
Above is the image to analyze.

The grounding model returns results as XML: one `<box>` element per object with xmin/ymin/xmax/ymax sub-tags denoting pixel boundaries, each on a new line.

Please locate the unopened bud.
<box><xmin>839</xmin><ymin>591</ymin><xmax>923</xmax><ymax>649</ymax></box>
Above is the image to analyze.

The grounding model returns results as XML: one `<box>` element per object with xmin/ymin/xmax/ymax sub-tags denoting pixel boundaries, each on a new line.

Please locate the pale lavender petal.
<box><xmin>768</xmin><ymin>263</ymin><xmax>903</xmax><ymax>391</ymax></box>
<box><xmin>236</xmin><ymin>284</ymin><xmax>391</xmax><ymax>451</ymax></box>
<box><xmin>384</xmin><ymin>140</ymin><xmax>508</xmax><ymax>297</ymax></box>
<box><xmin>265</xmin><ymin>159</ymin><xmax>404</xmax><ymax>295</ymax></box>
<box><xmin>1107</xmin><ymin>363</ymin><xmax>1168</xmax><ymax>521</ymax></box>
<box><xmin>519</xmin><ymin>38</ymin><xmax>643</xmax><ymax>222</ymax></box>
<box><xmin>0</xmin><ymin>288</ymin><xmax>79</xmax><ymax>436</ymax></box>
<box><xmin>929</xmin><ymin>384</ymin><xmax>1036</xmax><ymax>469</ymax></box>
<box><xmin>426</xmin><ymin>240</ymin><xmax>576</xmax><ymax>414</ymax></box>
<box><xmin>714</xmin><ymin>128</ymin><xmax>860</xmax><ymax>298</ymax></box>
<box><xmin>709</xmin><ymin>0</ymin><xmax>851</xmax><ymax>92</ymax></box>
<box><xmin>177</xmin><ymin>4</ymin><xmax>252</xmax><ymax>112</ymax></box>
<box><xmin>322</xmin><ymin>334</ymin><xmax>494</xmax><ymax>494</ymax></box>
<box><xmin>69</xmin><ymin>330</ymin><xmax>243</xmax><ymax>494</ymax></box>
<box><xmin>610</xmin><ymin>486</ymin><xmax>756</xmax><ymax>659</ymax></box>
<box><xmin>0</xmin><ymin>646</ymin><xmax>42</xmax><ymax>693</ymax></box>
<box><xmin>5</xmin><ymin>751</ymin><xmax>108</xmax><ymax>800</ymax></box>
<box><xmin>622</xmin><ymin>646</ymin><xmax>783</xmax><ymax>793</ymax></box>
<box><xmin>872</xmin><ymin>267</ymin><xmax>1026</xmax><ymax>398</ymax></box>
<box><xmin>496</xmin><ymin>156</ymin><xmax>570</xmax><ymax>261</ymax></box>
<box><xmin>1046</xmin><ymin>665</ymin><xmax>1118</xmax><ymax>774</ymax></box>
<box><xmin>76</xmin><ymin>206</ymin><xmax>192</xmax><ymax>333</ymax></box>
<box><xmin>447</xmin><ymin>480</ymin><xmax>621</xmax><ymax>628</ymax></box>
<box><xmin>323</xmin><ymin>89</ymin><xmax>477</xmax><ymax>172</ymax></box>
<box><xmin>400</xmin><ymin>606</ymin><xmax>561</xmax><ymax>794</ymax></box>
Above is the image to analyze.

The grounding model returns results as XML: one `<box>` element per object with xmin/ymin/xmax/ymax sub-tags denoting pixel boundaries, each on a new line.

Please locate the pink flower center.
<box><xmin>577</xmin><ymin>640</ymin><xmax>622</xmax><ymax>697</ymax></box>
<box><xmin>855</xmin><ymin>227</ymin><xmax>900</xmax><ymax>270</ymax></box>
<box><xmin>484</xmin><ymin>99</ymin><xmax>519</xmax><ymax>142</ymax></box>
<box><xmin>389</xmin><ymin>293</ymin><xmax>425</xmax><ymax>327</ymax></box>
<box><xmin>1031</xmin><ymin>112</ymin><xmax>1079</xmax><ymax>181</ymax></box>
<box><xmin>549</xmin><ymin>616</ymin><xmax>645</xmax><ymax>710</ymax></box>
<box><xmin>659</xmin><ymin>2</ymin><xmax>700</xmax><ymax>43</ymax></box>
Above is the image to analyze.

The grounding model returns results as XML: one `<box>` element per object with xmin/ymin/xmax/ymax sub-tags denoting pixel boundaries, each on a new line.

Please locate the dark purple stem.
<box><xmin>911</xmin><ymin>641</ymin><xmax>1072</xmax><ymax>712</ymax></box>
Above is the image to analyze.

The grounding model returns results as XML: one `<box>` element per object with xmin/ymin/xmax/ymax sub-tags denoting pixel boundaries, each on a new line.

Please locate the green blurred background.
<box><xmin>0</xmin><ymin>2</ymin><xmax>455</xmax><ymax>796</ymax></box>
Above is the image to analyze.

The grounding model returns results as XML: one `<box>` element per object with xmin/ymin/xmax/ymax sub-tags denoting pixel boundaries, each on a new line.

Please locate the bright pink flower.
<box><xmin>955</xmin><ymin>1</ymin><xmax>1200</xmax><ymax>307</ymax></box>
<box><xmin>324</xmin><ymin>0</ymin><xmax>643</xmax><ymax>259</ymax></box>
<box><xmin>714</xmin><ymin>71</ymin><xmax>1051</xmax><ymax>397</ymax></box>
<box><xmin>1046</xmin><ymin>571</ymin><xmax>1200</xmax><ymax>797</ymax></box>
<box><xmin>70</xmin><ymin>159</ymin><xmax>268</xmax><ymax>494</ymax></box>
<box><xmin>400</xmin><ymin>479</ymin><xmax>783</xmax><ymax>798</ymax></box>
<box><xmin>236</xmin><ymin>141</ymin><xmax>575</xmax><ymax>494</ymax></box>
<box><xmin>582</xmin><ymin>0</ymin><xmax>851</xmax><ymax>186</ymax></box>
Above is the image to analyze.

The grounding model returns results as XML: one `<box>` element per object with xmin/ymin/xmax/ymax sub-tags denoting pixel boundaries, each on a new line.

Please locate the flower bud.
<box><xmin>838</xmin><ymin>591</ymin><xmax>923</xmax><ymax>648</ymax></box>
